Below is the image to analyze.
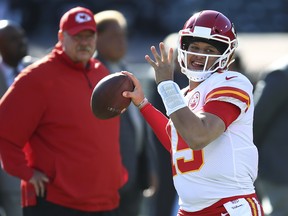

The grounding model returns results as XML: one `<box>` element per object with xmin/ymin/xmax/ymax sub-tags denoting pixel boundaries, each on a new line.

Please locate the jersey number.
<box><xmin>171</xmin><ymin>135</ymin><xmax>204</xmax><ymax>176</ymax></box>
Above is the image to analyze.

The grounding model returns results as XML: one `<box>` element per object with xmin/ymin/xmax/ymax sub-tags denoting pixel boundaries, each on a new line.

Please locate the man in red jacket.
<box><xmin>0</xmin><ymin>6</ymin><xmax>127</xmax><ymax>216</ymax></box>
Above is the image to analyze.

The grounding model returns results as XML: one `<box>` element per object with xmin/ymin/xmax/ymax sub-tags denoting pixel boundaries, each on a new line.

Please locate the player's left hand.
<box><xmin>145</xmin><ymin>42</ymin><xmax>174</xmax><ymax>84</ymax></box>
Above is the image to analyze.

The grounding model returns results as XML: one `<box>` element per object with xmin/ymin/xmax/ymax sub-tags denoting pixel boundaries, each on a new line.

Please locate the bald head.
<box><xmin>0</xmin><ymin>20</ymin><xmax>28</xmax><ymax>67</ymax></box>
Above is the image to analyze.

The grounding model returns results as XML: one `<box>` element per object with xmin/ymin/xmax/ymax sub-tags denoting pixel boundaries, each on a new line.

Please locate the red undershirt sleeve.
<box><xmin>140</xmin><ymin>103</ymin><xmax>171</xmax><ymax>152</ymax></box>
<box><xmin>202</xmin><ymin>100</ymin><xmax>241</xmax><ymax>129</ymax></box>
<box><xmin>139</xmin><ymin>101</ymin><xmax>240</xmax><ymax>151</ymax></box>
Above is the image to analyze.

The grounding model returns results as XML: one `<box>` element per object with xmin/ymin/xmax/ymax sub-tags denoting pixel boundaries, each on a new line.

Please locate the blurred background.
<box><xmin>1</xmin><ymin>0</ymin><xmax>288</xmax><ymax>80</ymax></box>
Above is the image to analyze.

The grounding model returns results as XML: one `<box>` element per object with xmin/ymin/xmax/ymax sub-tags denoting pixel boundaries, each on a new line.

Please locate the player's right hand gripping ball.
<box><xmin>91</xmin><ymin>72</ymin><xmax>134</xmax><ymax>119</ymax></box>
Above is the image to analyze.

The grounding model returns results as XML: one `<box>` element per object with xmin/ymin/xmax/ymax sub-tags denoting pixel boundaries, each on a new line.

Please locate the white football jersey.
<box><xmin>168</xmin><ymin>71</ymin><xmax>258</xmax><ymax>212</ymax></box>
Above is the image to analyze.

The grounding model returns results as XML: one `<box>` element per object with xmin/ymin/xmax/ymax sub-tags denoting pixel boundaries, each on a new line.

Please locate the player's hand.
<box><xmin>122</xmin><ymin>71</ymin><xmax>145</xmax><ymax>106</ymax></box>
<box><xmin>29</xmin><ymin>169</ymin><xmax>49</xmax><ymax>197</ymax></box>
<box><xmin>145</xmin><ymin>42</ymin><xmax>174</xmax><ymax>84</ymax></box>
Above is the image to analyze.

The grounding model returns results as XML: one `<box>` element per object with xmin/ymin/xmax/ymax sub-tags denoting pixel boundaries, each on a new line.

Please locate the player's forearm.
<box><xmin>171</xmin><ymin>110</ymin><xmax>224</xmax><ymax>150</ymax></box>
<box><xmin>140</xmin><ymin>103</ymin><xmax>171</xmax><ymax>151</ymax></box>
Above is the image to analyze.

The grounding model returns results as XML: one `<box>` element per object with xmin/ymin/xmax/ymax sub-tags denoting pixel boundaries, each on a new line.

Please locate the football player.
<box><xmin>123</xmin><ymin>10</ymin><xmax>264</xmax><ymax>216</ymax></box>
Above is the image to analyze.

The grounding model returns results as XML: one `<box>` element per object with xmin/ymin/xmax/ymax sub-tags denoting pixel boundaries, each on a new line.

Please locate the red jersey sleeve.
<box><xmin>140</xmin><ymin>103</ymin><xmax>171</xmax><ymax>152</ymax></box>
<box><xmin>203</xmin><ymin>100</ymin><xmax>240</xmax><ymax>129</ymax></box>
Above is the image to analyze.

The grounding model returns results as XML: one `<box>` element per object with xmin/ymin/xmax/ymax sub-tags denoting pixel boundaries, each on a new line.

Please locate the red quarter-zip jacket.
<box><xmin>0</xmin><ymin>43</ymin><xmax>127</xmax><ymax>211</ymax></box>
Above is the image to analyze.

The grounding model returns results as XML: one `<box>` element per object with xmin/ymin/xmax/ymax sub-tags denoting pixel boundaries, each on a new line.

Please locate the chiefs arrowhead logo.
<box><xmin>188</xmin><ymin>91</ymin><xmax>200</xmax><ymax>110</ymax></box>
<box><xmin>75</xmin><ymin>13</ymin><xmax>92</xmax><ymax>23</ymax></box>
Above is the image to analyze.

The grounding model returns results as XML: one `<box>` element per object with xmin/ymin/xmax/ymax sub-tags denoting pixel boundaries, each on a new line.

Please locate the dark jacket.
<box><xmin>0</xmin><ymin>55</ymin><xmax>37</xmax><ymax>97</ymax></box>
<box><xmin>119</xmin><ymin>106</ymin><xmax>155</xmax><ymax>191</ymax></box>
<box><xmin>96</xmin><ymin>57</ymin><xmax>157</xmax><ymax>192</ymax></box>
<box><xmin>253</xmin><ymin>61</ymin><xmax>288</xmax><ymax>184</ymax></box>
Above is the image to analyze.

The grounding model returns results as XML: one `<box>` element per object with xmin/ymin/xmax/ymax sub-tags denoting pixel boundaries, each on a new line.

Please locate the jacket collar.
<box><xmin>52</xmin><ymin>42</ymin><xmax>93</xmax><ymax>71</ymax></box>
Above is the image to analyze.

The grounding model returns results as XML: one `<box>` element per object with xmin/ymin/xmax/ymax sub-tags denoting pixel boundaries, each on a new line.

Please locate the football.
<box><xmin>91</xmin><ymin>72</ymin><xmax>134</xmax><ymax>119</ymax></box>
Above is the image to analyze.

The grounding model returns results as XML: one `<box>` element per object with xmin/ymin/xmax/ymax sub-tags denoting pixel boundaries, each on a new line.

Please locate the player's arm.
<box><xmin>170</xmin><ymin>100</ymin><xmax>240</xmax><ymax>150</ymax></box>
<box><xmin>140</xmin><ymin>103</ymin><xmax>171</xmax><ymax>151</ymax></box>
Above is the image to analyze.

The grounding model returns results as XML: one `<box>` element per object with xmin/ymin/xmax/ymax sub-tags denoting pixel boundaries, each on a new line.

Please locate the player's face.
<box><xmin>186</xmin><ymin>42</ymin><xmax>221</xmax><ymax>71</ymax></box>
<box><xmin>60</xmin><ymin>30</ymin><xmax>96</xmax><ymax>65</ymax></box>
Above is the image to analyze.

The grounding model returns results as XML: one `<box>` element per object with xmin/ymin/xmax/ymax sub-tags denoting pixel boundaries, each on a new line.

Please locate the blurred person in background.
<box><xmin>0</xmin><ymin>7</ymin><xmax>127</xmax><ymax>216</ymax></box>
<box><xmin>0</xmin><ymin>19</ymin><xmax>36</xmax><ymax>97</ymax></box>
<box><xmin>0</xmin><ymin>19</ymin><xmax>36</xmax><ymax>216</ymax></box>
<box><xmin>147</xmin><ymin>32</ymin><xmax>187</xmax><ymax>216</ymax></box>
<box><xmin>253</xmin><ymin>55</ymin><xmax>288</xmax><ymax>216</ymax></box>
<box><xmin>94</xmin><ymin>10</ymin><xmax>158</xmax><ymax>216</ymax></box>
<box><xmin>229</xmin><ymin>52</ymin><xmax>257</xmax><ymax>90</ymax></box>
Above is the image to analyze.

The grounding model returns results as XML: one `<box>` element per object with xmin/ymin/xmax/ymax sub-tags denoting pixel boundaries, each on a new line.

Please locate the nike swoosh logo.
<box><xmin>225</xmin><ymin>76</ymin><xmax>237</xmax><ymax>80</ymax></box>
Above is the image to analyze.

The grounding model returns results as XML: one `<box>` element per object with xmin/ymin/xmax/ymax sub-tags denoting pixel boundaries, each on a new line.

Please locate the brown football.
<box><xmin>91</xmin><ymin>72</ymin><xmax>134</xmax><ymax>119</ymax></box>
